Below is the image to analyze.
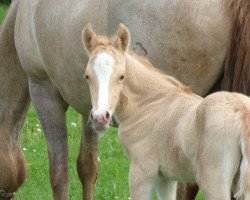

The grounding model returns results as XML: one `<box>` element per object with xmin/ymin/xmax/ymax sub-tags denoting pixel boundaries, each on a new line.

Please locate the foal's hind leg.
<box><xmin>77</xmin><ymin>118</ymin><xmax>99</xmax><ymax>200</ymax></box>
<box><xmin>29</xmin><ymin>79</ymin><xmax>69</xmax><ymax>200</ymax></box>
<box><xmin>194</xmin><ymin>141</ymin><xmax>240</xmax><ymax>200</ymax></box>
<box><xmin>195</xmin><ymin>168</ymin><xmax>232</xmax><ymax>200</ymax></box>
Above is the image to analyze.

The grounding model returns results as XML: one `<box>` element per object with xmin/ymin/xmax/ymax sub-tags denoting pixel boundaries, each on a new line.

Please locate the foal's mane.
<box><xmin>129</xmin><ymin>51</ymin><xmax>191</xmax><ymax>93</ymax></box>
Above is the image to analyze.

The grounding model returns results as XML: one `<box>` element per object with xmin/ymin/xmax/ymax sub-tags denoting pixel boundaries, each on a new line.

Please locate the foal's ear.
<box><xmin>82</xmin><ymin>23</ymin><xmax>96</xmax><ymax>54</ymax></box>
<box><xmin>113</xmin><ymin>23</ymin><xmax>130</xmax><ymax>52</ymax></box>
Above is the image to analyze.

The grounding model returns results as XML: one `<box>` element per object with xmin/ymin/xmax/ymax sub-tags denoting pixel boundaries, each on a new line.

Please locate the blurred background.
<box><xmin>0</xmin><ymin>0</ymin><xmax>11</xmax><ymax>4</ymax></box>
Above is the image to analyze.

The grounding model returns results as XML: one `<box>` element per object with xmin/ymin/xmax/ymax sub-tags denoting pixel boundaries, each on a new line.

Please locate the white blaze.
<box><xmin>93</xmin><ymin>52</ymin><xmax>114</xmax><ymax>114</ymax></box>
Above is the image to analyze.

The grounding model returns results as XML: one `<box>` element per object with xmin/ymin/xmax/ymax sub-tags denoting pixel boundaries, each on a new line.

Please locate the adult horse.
<box><xmin>0</xmin><ymin>0</ymin><xmax>248</xmax><ymax>199</ymax></box>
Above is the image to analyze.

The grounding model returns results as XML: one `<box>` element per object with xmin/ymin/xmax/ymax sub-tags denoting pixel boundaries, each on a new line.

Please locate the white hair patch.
<box><xmin>93</xmin><ymin>52</ymin><xmax>114</xmax><ymax>114</ymax></box>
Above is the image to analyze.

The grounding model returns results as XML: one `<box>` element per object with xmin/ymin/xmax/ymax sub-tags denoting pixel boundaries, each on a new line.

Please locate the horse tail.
<box><xmin>235</xmin><ymin>135</ymin><xmax>250</xmax><ymax>199</ymax></box>
<box><xmin>234</xmin><ymin>95</ymin><xmax>250</xmax><ymax>199</ymax></box>
<box><xmin>222</xmin><ymin>0</ymin><xmax>250</xmax><ymax>95</ymax></box>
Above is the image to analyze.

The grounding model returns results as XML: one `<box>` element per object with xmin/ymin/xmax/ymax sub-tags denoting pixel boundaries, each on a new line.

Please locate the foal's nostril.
<box><xmin>91</xmin><ymin>110</ymin><xmax>110</xmax><ymax>125</ymax></box>
<box><xmin>105</xmin><ymin>111</ymin><xmax>110</xmax><ymax>121</ymax></box>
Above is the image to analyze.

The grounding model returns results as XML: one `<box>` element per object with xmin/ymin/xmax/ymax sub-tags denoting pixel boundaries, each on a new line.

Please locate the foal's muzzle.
<box><xmin>90</xmin><ymin>110</ymin><xmax>111</xmax><ymax>131</ymax></box>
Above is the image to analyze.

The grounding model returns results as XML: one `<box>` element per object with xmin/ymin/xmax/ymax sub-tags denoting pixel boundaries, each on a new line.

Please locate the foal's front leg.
<box><xmin>155</xmin><ymin>178</ymin><xmax>177</xmax><ymax>200</ymax></box>
<box><xmin>77</xmin><ymin>119</ymin><xmax>99</xmax><ymax>200</ymax></box>
<box><xmin>129</xmin><ymin>163</ymin><xmax>156</xmax><ymax>200</ymax></box>
<box><xmin>29</xmin><ymin>79</ymin><xmax>69</xmax><ymax>200</ymax></box>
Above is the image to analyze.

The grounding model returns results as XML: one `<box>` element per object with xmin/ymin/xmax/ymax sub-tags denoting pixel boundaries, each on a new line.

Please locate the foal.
<box><xmin>82</xmin><ymin>23</ymin><xmax>250</xmax><ymax>200</ymax></box>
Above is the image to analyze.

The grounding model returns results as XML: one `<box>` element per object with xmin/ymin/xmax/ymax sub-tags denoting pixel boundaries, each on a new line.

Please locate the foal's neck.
<box><xmin>116</xmin><ymin>53</ymin><xmax>178</xmax><ymax>120</ymax></box>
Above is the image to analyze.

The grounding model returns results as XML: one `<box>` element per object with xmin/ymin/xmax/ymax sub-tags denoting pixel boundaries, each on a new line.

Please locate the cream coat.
<box><xmin>84</xmin><ymin>24</ymin><xmax>250</xmax><ymax>200</ymax></box>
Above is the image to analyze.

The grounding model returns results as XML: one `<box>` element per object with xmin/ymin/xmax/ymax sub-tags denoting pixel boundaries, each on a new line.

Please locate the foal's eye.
<box><xmin>83</xmin><ymin>74</ymin><xmax>89</xmax><ymax>80</ymax></box>
<box><xmin>119</xmin><ymin>75</ymin><xmax>125</xmax><ymax>81</ymax></box>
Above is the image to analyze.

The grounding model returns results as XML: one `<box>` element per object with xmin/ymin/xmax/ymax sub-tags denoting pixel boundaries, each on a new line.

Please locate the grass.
<box><xmin>0</xmin><ymin>3</ymin><xmax>205</xmax><ymax>200</ymax></box>
<box><xmin>0</xmin><ymin>3</ymin><xmax>7</xmax><ymax>23</ymax></box>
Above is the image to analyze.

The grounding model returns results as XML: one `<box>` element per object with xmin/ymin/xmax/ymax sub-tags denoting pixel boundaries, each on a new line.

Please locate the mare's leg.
<box><xmin>0</xmin><ymin>0</ymin><xmax>30</xmax><ymax>197</ymax></box>
<box><xmin>129</xmin><ymin>163</ymin><xmax>156</xmax><ymax>200</ymax></box>
<box><xmin>176</xmin><ymin>183</ymin><xmax>199</xmax><ymax>200</ymax></box>
<box><xmin>155</xmin><ymin>178</ymin><xmax>177</xmax><ymax>200</ymax></box>
<box><xmin>29</xmin><ymin>79</ymin><xmax>69</xmax><ymax>200</ymax></box>
<box><xmin>77</xmin><ymin>119</ymin><xmax>99</xmax><ymax>200</ymax></box>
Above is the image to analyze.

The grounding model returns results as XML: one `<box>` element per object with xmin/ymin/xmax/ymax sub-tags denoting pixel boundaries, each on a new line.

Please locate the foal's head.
<box><xmin>82</xmin><ymin>23</ymin><xmax>130</xmax><ymax>131</ymax></box>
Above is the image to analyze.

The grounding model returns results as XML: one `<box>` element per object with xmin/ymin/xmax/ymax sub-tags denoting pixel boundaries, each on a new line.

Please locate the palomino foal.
<box><xmin>82</xmin><ymin>24</ymin><xmax>250</xmax><ymax>200</ymax></box>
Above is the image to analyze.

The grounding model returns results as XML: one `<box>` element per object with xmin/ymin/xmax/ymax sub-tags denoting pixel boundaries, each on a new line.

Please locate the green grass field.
<box><xmin>0</xmin><ymin>3</ymin><xmax>205</xmax><ymax>200</ymax></box>
<box><xmin>0</xmin><ymin>2</ymin><xmax>7</xmax><ymax>21</ymax></box>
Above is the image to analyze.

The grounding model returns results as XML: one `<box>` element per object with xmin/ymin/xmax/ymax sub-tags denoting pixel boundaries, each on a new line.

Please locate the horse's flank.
<box><xmin>223</xmin><ymin>0</ymin><xmax>250</xmax><ymax>95</ymax></box>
